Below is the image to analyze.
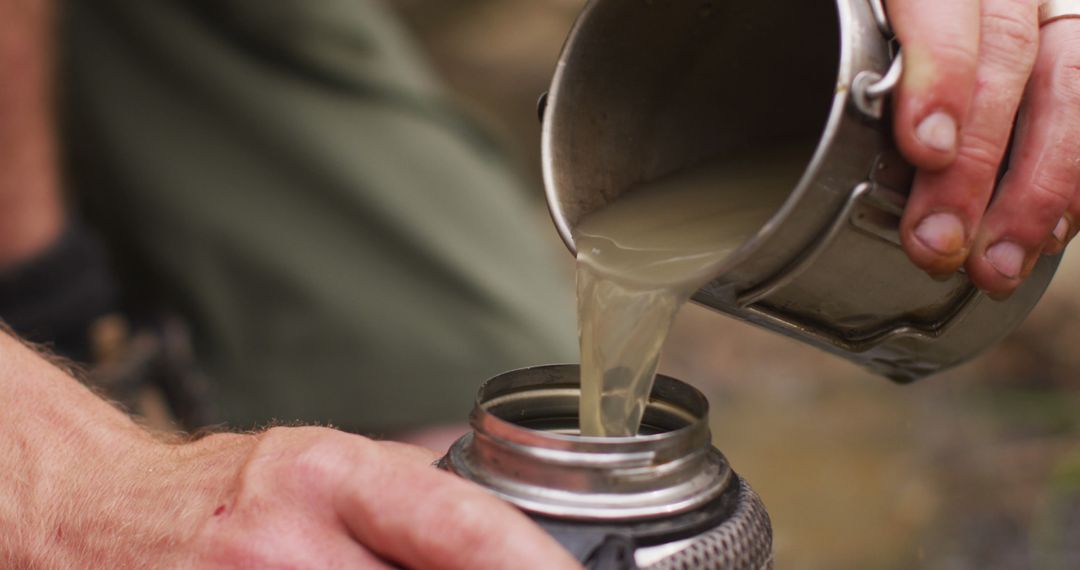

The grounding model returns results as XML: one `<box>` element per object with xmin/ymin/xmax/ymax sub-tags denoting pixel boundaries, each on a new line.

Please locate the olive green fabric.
<box><xmin>60</xmin><ymin>0</ymin><xmax>576</xmax><ymax>432</ymax></box>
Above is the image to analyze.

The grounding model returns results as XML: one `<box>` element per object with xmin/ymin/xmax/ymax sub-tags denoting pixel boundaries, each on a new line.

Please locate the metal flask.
<box><xmin>541</xmin><ymin>0</ymin><xmax>1059</xmax><ymax>382</ymax></box>
<box><xmin>441</xmin><ymin>365</ymin><xmax>773</xmax><ymax>570</ymax></box>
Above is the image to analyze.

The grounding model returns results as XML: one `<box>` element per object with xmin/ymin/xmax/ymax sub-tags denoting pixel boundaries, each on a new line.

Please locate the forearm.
<box><xmin>0</xmin><ymin>332</ymin><xmax>251</xmax><ymax>567</ymax></box>
<box><xmin>0</xmin><ymin>329</ymin><xmax>582</xmax><ymax>569</ymax></box>
<box><xmin>0</xmin><ymin>0</ymin><xmax>63</xmax><ymax>268</ymax></box>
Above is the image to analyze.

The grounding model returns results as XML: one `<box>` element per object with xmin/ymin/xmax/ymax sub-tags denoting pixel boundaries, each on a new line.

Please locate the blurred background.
<box><xmin>389</xmin><ymin>1</ymin><xmax>1080</xmax><ymax>568</ymax></box>
<box><xmin>2</xmin><ymin>0</ymin><xmax>1069</xmax><ymax>567</ymax></box>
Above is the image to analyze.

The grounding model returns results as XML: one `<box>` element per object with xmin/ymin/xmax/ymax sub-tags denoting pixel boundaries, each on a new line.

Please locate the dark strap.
<box><xmin>0</xmin><ymin>223</ymin><xmax>118</xmax><ymax>362</ymax></box>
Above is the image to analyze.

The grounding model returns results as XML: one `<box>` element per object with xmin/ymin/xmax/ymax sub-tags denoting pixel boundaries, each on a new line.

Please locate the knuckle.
<box><xmin>1027</xmin><ymin>178</ymin><xmax>1073</xmax><ymax>214</ymax></box>
<box><xmin>980</xmin><ymin>10</ymin><xmax>1039</xmax><ymax>70</ymax></box>
<box><xmin>279</xmin><ymin>441</ymin><xmax>347</xmax><ymax>485</ymax></box>
<box><xmin>976</xmin><ymin>79</ymin><xmax>1024</xmax><ymax>120</ymax></box>
<box><xmin>956</xmin><ymin>131</ymin><xmax>1007</xmax><ymax>176</ymax></box>
<box><xmin>1049</xmin><ymin>57</ymin><xmax>1080</xmax><ymax>107</ymax></box>
<box><xmin>932</xmin><ymin>40</ymin><xmax>980</xmax><ymax>75</ymax></box>
<box><xmin>249</xmin><ymin>428</ymin><xmax>350</xmax><ymax>490</ymax></box>
<box><xmin>1038</xmin><ymin>28</ymin><xmax>1080</xmax><ymax>105</ymax></box>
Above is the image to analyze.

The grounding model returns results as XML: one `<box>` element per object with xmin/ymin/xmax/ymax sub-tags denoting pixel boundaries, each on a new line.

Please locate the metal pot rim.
<box><xmin>470</xmin><ymin>364</ymin><xmax>711</xmax><ymax>449</ymax></box>
<box><xmin>445</xmin><ymin>365</ymin><xmax>732</xmax><ymax>520</ymax></box>
<box><xmin>541</xmin><ymin>0</ymin><xmax>855</xmax><ymax>279</ymax></box>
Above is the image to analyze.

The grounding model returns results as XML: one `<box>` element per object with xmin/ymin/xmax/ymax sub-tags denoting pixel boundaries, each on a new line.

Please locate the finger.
<box><xmin>1049</xmin><ymin>184</ymin><xmax>1080</xmax><ymax>253</ymax></box>
<box><xmin>899</xmin><ymin>0</ymin><xmax>1040</xmax><ymax>276</ymax></box>
<box><xmin>966</xmin><ymin>18</ymin><xmax>1080</xmax><ymax>295</ymax></box>
<box><xmin>1041</xmin><ymin>214</ymin><xmax>1072</xmax><ymax>255</ymax></box>
<box><xmin>888</xmin><ymin>0</ymin><xmax>982</xmax><ymax>169</ymax></box>
<box><xmin>338</xmin><ymin>443</ymin><xmax>581</xmax><ymax>570</ymax></box>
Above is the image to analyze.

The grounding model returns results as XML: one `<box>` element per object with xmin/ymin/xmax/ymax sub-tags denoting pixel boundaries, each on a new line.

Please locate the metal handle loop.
<box><xmin>865</xmin><ymin>52</ymin><xmax>904</xmax><ymax>99</ymax></box>
<box><xmin>868</xmin><ymin>0</ymin><xmax>893</xmax><ymax>36</ymax></box>
<box><xmin>853</xmin><ymin>0</ymin><xmax>903</xmax><ymax>118</ymax></box>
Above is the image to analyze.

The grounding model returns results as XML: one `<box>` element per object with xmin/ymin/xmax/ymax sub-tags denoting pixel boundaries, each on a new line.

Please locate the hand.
<box><xmin>77</xmin><ymin>429</ymin><xmax>587</xmax><ymax>565</ymax></box>
<box><xmin>27</xmin><ymin>425</ymin><xmax>582</xmax><ymax>569</ymax></box>
<box><xmin>889</xmin><ymin>0</ymin><xmax>1080</xmax><ymax>298</ymax></box>
<box><xmin>0</xmin><ymin>331</ymin><xmax>579</xmax><ymax>569</ymax></box>
<box><xmin>106</xmin><ymin>428</ymin><xmax>583</xmax><ymax>569</ymax></box>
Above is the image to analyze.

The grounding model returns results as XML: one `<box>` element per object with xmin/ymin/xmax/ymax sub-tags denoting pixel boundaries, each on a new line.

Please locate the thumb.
<box><xmin>338</xmin><ymin>442</ymin><xmax>581</xmax><ymax>570</ymax></box>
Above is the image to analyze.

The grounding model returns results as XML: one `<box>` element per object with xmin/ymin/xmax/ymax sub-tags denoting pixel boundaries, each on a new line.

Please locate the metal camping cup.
<box><xmin>541</xmin><ymin>0</ymin><xmax>1059</xmax><ymax>381</ymax></box>
<box><xmin>441</xmin><ymin>365</ymin><xmax>773</xmax><ymax>570</ymax></box>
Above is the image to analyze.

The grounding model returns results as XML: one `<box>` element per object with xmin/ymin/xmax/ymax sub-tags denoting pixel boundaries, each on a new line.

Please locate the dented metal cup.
<box><xmin>541</xmin><ymin>0</ymin><xmax>1058</xmax><ymax>382</ymax></box>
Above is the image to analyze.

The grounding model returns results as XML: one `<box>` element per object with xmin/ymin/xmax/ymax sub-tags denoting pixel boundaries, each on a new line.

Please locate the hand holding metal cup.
<box><xmin>541</xmin><ymin>0</ymin><xmax>1062</xmax><ymax>381</ymax></box>
<box><xmin>887</xmin><ymin>0</ymin><xmax>1080</xmax><ymax>297</ymax></box>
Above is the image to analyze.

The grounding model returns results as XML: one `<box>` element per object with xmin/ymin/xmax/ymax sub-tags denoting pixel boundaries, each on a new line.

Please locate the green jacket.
<box><xmin>61</xmin><ymin>0</ymin><xmax>575</xmax><ymax>432</ymax></box>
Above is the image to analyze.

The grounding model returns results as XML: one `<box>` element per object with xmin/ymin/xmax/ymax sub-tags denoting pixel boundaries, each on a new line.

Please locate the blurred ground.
<box><xmin>390</xmin><ymin>1</ymin><xmax>1080</xmax><ymax>568</ymax></box>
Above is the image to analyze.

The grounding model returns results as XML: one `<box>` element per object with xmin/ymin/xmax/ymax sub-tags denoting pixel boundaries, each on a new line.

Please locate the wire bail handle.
<box><xmin>853</xmin><ymin>0</ymin><xmax>904</xmax><ymax>118</ymax></box>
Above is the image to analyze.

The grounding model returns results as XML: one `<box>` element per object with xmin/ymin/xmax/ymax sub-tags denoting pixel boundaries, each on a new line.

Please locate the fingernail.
<box><xmin>1053</xmin><ymin>217</ymin><xmax>1069</xmax><ymax>243</ymax></box>
<box><xmin>928</xmin><ymin>272</ymin><xmax>953</xmax><ymax>282</ymax></box>
<box><xmin>985</xmin><ymin>241</ymin><xmax>1025</xmax><ymax>279</ymax></box>
<box><xmin>916</xmin><ymin>111</ymin><xmax>958</xmax><ymax>153</ymax></box>
<box><xmin>914</xmin><ymin>213</ymin><xmax>965</xmax><ymax>255</ymax></box>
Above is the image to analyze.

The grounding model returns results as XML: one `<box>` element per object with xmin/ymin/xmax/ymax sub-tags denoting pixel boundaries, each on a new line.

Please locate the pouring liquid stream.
<box><xmin>574</xmin><ymin>149</ymin><xmax>808</xmax><ymax>436</ymax></box>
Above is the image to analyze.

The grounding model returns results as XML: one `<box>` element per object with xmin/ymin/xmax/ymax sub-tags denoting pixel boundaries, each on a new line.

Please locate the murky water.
<box><xmin>574</xmin><ymin>149</ymin><xmax>806</xmax><ymax>436</ymax></box>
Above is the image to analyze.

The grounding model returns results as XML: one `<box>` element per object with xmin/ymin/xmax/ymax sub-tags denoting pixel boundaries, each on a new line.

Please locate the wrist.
<box><xmin>0</xmin><ymin>332</ymin><xmax>262</xmax><ymax>568</ymax></box>
<box><xmin>47</xmin><ymin>431</ymin><xmax>258</xmax><ymax>568</ymax></box>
